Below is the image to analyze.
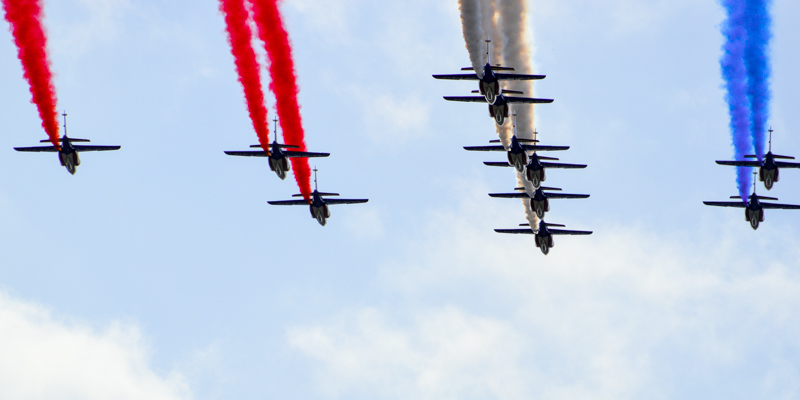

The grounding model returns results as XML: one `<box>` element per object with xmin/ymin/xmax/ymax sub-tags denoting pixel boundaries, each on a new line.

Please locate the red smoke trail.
<box><xmin>249</xmin><ymin>0</ymin><xmax>312</xmax><ymax>201</ymax></box>
<box><xmin>2</xmin><ymin>0</ymin><xmax>60</xmax><ymax>148</ymax></box>
<box><xmin>219</xmin><ymin>0</ymin><xmax>270</xmax><ymax>149</ymax></box>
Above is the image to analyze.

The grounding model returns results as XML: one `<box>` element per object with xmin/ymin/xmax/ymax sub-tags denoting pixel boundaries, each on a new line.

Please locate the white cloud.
<box><xmin>288</xmin><ymin>194</ymin><xmax>800</xmax><ymax>399</ymax></box>
<box><xmin>351</xmin><ymin>89</ymin><xmax>431</xmax><ymax>146</ymax></box>
<box><xmin>0</xmin><ymin>291</ymin><xmax>190</xmax><ymax>400</ymax></box>
<box><xmin>50</xmin><ymin>0</ymin><xmax>131</xmax><ymax>59</ymax></box>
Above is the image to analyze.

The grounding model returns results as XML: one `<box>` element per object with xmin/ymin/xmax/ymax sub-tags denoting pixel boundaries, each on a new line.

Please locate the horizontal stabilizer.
<box><xmin>757</xmin><ymin>196</ymin><xmax>779</xmax><ymax>201</ymax></box>
<box><xmin>492</xmin><ymin>66</ymin><xmax>516</xmax><ymax>71</ymax></box>
<box><xmin>773</xmin><ymin>154</ymin><xmax>796</xmax><ymax>160</ymax></box>
<box><xmin>249</xmin><ymin>143</ymin><xmax>300</xmax><ymax>149</ymax></box>
<box><xmin>518</xmin><ymin>138</ymin><xmax>537</xmax><ymax>143</ymax></box>
<box><xmin>540</xmin><ymin>162</ymin><xmax>587</xmax><ymax>169</ymax></box>
<box><xmin>539</xmin><ymin>186</ymin><xmax>562</xmax><ymax>191</ymax></box>
<box><xmin>502</xmin><ymin>90</ymin><xmax>524</xmax><ymax>95</ymax></box>
<box><xmin>495</xmin><ymin>228</ymin><xmax>534</xmax><ymax>234</ymax></box>
<box><xmin>537</xmin><ymin>156</ymin><xmax>560</xmax><ymax>161</ymax></box>
<box><xmin>484</xmin><ymin>161</ymin><xmax>511</xmax><ymax>167</ymax></box>
<box><xmin>543</xmin><ymin>223</ymin><xmax>566</xmax><ymax>227</ymax></box>
<box><xmin>41</xmin><ymin>138</ymin><xmax>90</xmax><ymax>143</ymax></box>
<box><xmin>224</xmin><ymin>150</ymin><xmax>268</xmax><ymax>157</ymax></box>
<box><xmin>744</xmin><ymin>155</ymin><xmax>757</xmax><ymax>158</ymax></box>
<box><xmin>519</xmin><ymin>223</ymin><xmax>530</xmax><ymax>227</ymax></box>
<box><xmin>548</xmin><ymin>193</ymin><xmax>590</xmax><ymax>199</ymax></box>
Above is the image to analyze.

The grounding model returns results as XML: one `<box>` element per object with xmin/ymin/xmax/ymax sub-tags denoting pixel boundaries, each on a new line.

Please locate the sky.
<box><xmin>2</xmin><ymin>0</ymin><xmax>800</xmax><ymax>399</ymax></box>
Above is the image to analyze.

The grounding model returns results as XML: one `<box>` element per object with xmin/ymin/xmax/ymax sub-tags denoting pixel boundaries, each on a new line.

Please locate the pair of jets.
<box><xmin>433</xmin><ymin>40</ymin><xmax>553</xmax><ymax>126</ymax></box>
<box><xmin>225</xmin><ymin>118</ymin><xmax>367</xmax><ymax>226</ymax></box>
<box><xmin>704</xmin><ymin>129</ymin><xmax>800</xmax><ymax>230</ymax></box>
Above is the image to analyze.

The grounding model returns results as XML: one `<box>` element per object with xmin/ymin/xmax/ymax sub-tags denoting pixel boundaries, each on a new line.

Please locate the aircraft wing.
<box><xmin>489</xmin><ymin>193</ymin><xmax>528</xmax><ymax>198</ymax></box>
<box><xmin>775</xmin><ymin>161</ymin><xmax>800</xmax><ymax>168</ymax></box>
<box><xmin>483</xmin><ymin>161</ymin><xmax>512</xmax><ymax>167</ymax></box>
<box><xmin>522</xmin><ymin>144</ymin><xmax>570</xmax><ymax>151</ymax></box>
<box><xmin>495</xmin><ymin>228</ymin><xmax>534</xmax><ymax>234</ymax></box>
<box><xmin>443</xmin><ymin>96</ymin><xmax>487</xmax><ymax>103</ymax></box>
<box><xmin>464</xmin><ymin>145</ymin><xmax>505</xmax><ymax>152</ymax></box>
<box><xmin>504</xmin><ymin>96</ymin><xmax>554</xmax><ymax>104</ymax></box>
<box><xmin>715</xmin><ymin>160</ymin><xmax>761</xmax><ymax>167</ymax></box>
<box><xmin>284</xmin><ymin>151</ymin><xmax>330</xmax><ymax>158</ymax></box>
<box><xmin>224</xmin><ymin>150</ymin><xmax>268</xmax><ymax>157</ymax></box>
<box><xmin>267</xmin><ymin>200</ymin><xmax>310</xmax><ymax>206</ymax></box>
<box><xmin>14</xmin><ymin>145</ymin><xmax>59</xmax><ymax>152</ymax></box>
<box><xmin>548</xmin><ymin>229</ymin><xmax>593</xmax><ymax>236</ymax></box>
<box><xmin>703</xmin><ymin>201</ymin><xmax>746</xmax><ymax>208</ymax></box>
<box><xmin>432</xmin><ymin>73</ymin><xmax>480</xmax><ymax>81</ymax></box>
<box><xmin>540</xmin><ymin>162</ymin><xmax>587</xmax><ymax>169</ymax></box>
<box><xmin>72</xmin><ymin>145</ymin><xmax>121</xmax><ymax>152</ymax></box>
<box><xmin>494</xmin><ymin>73</ymin><xmax>546</xmax><ymax>80</ymax></box>
<box><xmin>760</xmin><ymin>202</ymin><xmax>800</xmax><ymax>210</ymax></box>
<box><xmin>546</xmin><ymin>193</ymin><xmax>590</xmax><ymax>199</ymax></box>
<box><xmin>324</xmin><ymin>198</ymin><xmax>369</xmax><ymax>205</ymax></box>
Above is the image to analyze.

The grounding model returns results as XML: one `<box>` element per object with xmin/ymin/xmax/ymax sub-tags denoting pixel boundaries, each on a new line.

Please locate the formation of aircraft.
<box><xmin>489</xmin><ymin>186</ymin><xmax>590</xmax><ymax>219</ymax></box>
<box><xmin>495</xmin><ymin>220</ymin><xmax>593</xmax><ymax>255</ymax></box>
<box><xmin>13</xmin><ymin>112</ymin><xmax>120</xmax><ymax>175</ymax></box>
<box><xmin>267</xmin><ymin>168</ymin><xmax>368</xmax><ymax>226</ymax></box>
<box><xmin>225</xmin><ymin>118</ymin><xmax>329</xmax><ymax>180</ymax></box>
<box><xmin>704</xmin><ymin>172</ymin><xmax>800</xmax><ymax>230</ymax></box>
<box><xmin>715</xmin><ymin>129</ymin><xmax>800</xmax><ymax>190</ymax></box>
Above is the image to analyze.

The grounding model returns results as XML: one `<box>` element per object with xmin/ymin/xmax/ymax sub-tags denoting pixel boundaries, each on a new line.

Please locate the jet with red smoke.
<box><xmin>14</xmin><ymin>113</ymin><xmax>120</xmax><ymax>175</ymax></box>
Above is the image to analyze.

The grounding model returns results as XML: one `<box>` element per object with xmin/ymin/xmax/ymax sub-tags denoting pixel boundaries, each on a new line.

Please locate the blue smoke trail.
<box><xmin>743</xmin><ymin>0</ymin><xmax>772</xmax><ymax>161</ymax></box>
<box><xmin>721</xmin><ymin>0</ymin><xmax>752</xmax><ymax>201</ymax></box>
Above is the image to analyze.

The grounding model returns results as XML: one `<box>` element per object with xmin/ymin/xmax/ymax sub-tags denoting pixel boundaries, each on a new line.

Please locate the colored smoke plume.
<box><xmin>2</xmin><ymin>0</ymin><xmax>60</xmax><ymax>148</ymax></box>
<box><xmin>219</xmin><ymin>0</ymin><xmax>271</xmax><ymax>149</ymax></box>
<box><xmin>743</xmin><ymin>0</ymin><xmax>772</xmax><ymax>161</ymax></box>
<box><xmin>457</xmin><ymin>0</ymin><xmax>486</xmax><ymax>78</ymax></box>
<box><xmin>250</xmin><ymin>0</ymin><xmax>312</xmax><ymax>201</ymax></box>
<box><xmin>497</xmin><ymin>0</ymin><xmax>536</xmax><ymax>142</ymax></box>
<box><xmin>721</xmin><ymin>0</ymin><xmax>755</xmax><ymax>201</ymax></box>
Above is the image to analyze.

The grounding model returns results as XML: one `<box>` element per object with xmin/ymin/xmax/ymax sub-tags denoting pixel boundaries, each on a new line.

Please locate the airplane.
<box><xmin>463</xmin><ymin>115</ymin><xmax>569</xmax><ymax>172</ymax></box>
<box><xmin>484</xmin><ymin>150</ymin><xmax>587</xmax><ymax>189</ymax></box>
<box><xmin>267</xmin><ymin>168</ymin><xmax>368</xmax><ymax>226</ymax></box>
<box><xmin>489</xmin><ymin>186</ymin><xmax>590</xmax><ymax>219</ymax></box>
<box><xmin>703</xmin><ymin>172</ymin><xmax>800</xmax><ymax>230</ymax></box>
<box><xmin>495</xmin><ymin>220</ymin><xmax>592</xmax><ymax>255</ymax></box>
<box><xmin>443</xmin><ymin>92</ymin><xmax>553</xmax><ymax>126</ymax></box>
<box><xmin>13</xmin><ymin>112</ymin><xmax>120</xmax><ymax>175</ymax></box>
<box><xmin>225</xmin><ymin>117</ymin><xmax>330</xmax><ymax>180</ymax></box>
<box><xmin>433</xmin><ymin>40</ymin><xmax>546</xmax><ymax>105</ymax></box>
<box><xmin>715</xmin><ymin>128</ymin><xmax>800</xmax><ymax>190</ymax></box>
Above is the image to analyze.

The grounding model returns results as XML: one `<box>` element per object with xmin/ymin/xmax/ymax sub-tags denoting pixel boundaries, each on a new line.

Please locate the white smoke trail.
<box><xmin>458</xmin><ymin>0</ymin><xmax>487</xmax><ymax>78</ymax></box>
<box><xmin>496</xmin><ymin>0</ymin><xmax>539</xmax><ymax>228</ymax></box>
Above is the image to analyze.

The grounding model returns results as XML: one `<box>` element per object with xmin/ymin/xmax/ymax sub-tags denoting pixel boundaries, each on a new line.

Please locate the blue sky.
<box><xmin>2</xmin><ymin>0</ymin><xmax>800</xmax><ymax>399</ymax></box>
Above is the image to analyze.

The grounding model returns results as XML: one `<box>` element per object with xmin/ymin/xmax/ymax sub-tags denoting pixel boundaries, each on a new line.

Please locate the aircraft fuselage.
<box><xmin>758</xmin><ymin>153</ymin><xmax>779</xmax><ymax>190</ymax></box>
<box><xmin>533</xmin><ymin>222</ymin><xmax>556</xmax><ymax>255</ymax></box>
<box><xmin>530</xmin><ymin>189</ymin><xmax>551</xmax><ymax>219</ymax></box>
<box><xmin>524</xmin><ymin>154</ymin><xmax>547</xmax><ymax>188</ymax></box>
<box><xmin>506</xmin><ymin>136</ymin><xmax>528</xmax><ymax>172</ymax></box>
<box><xmin>478</xmin><ymin>63</ymin><xmax>502</xmax><ymax>104</ymax></box>
<box><xmin>488</xmin><ymin>96</ymin><xmax>511</xmax><ymax>126</ymax></box>
<box><xmin>743</xmin><ymin>196</ymin><xmax>765</xmax><ymax>230</ymax></box>
<box><xmin>308</xmin><ymin>192</ymin><xmax>331</xmax><ymax>226</ymax></box>
<box><xmin>266</xmin><ymin>141</ymin><xmax>291</xmax><ymax>180</ymax></box>
<box><xmin>56</xmin><ymin>141</ymin><xmax>80</xmax><ymax>175</ymax></box>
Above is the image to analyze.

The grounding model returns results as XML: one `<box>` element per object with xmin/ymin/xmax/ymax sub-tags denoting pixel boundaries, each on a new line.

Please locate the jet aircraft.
<box><xmin>464</xmin><ymin>123</ymin><xmax>569</xmax><ymax>172</ymax></box>
<box><xmin>489</xmin><ymin>186</ymin><xmax>590</xmax><ymax>219</ymax></box>
<box><xmin>267</xmin><ymin>168</ymin><xmax>368</xmax><ymax>226</ymax></box>
<box><xmin>495</xmin><ymin>220</ymin><xmax>593</xmax><ymax>255</ymax></box>
<box><xmin>13</xmin><ymin>112</ymin><xmax>120</xmax><ymax>175</ymax></box>
<box><xmin>703</xmin><ymin>172</ymin><xmax>800</xmax><ymax>230</ymax></box>
<box><xmin>443</xmin><ymin>93</ymin><xmax>553</xmax><ymax>126</ymax></box>
<box><xmin>485</xmin><ymin>151</ymin><xmax>587</xmax><ymax>189</ymax></box>
<box><xmin>433</xmin><ymin>40</ymin><xmax>546</xmax><ymax>105</ymax></box>
<box><xmin>225</xmin><ymin>118</ymin><xmax>329</xmax><ymax>180</ymax></box>
<box><xmin>715</xmin><ymin>129</ymin><xmax>800</xmax><ymax>190</ymax></box>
